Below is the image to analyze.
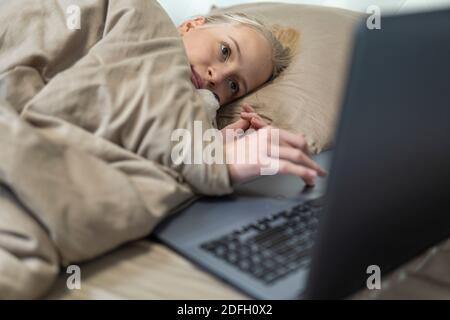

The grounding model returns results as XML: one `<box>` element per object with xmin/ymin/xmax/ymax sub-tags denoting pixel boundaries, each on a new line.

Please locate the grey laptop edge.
<box><xmin>154</xmin><ymin>9</ymin><xmax>450</xmax><ymax>299</ymax></box>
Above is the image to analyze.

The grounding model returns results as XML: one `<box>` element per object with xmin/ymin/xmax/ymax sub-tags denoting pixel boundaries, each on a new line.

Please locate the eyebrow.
<box><xmin>228</xmin><ymin>35</ymin><xmax>248</xmax><ymax>95</ymax></box>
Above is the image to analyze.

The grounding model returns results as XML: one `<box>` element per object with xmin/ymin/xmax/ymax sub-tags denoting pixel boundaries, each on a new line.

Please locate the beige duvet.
<box><xmin>0</xmin><ymin>0</ymin><xmax>232</xmax><ymax>298</ymax></box>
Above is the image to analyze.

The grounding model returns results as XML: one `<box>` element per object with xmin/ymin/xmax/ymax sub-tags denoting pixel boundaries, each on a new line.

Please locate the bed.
<box><xmin>45</xmin><ymin>238</ymin><xmax>450</xmax><ymax>299</ymax></box>
<box><xmin>0</xmin><ymin>0</ymin><xmax>448</xmax><ymax>299</ymax></box>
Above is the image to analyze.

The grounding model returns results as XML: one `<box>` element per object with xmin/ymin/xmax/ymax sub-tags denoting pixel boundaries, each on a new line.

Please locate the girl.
<box><xmin>178</xmin><ymin>12</ymin><xmax>326</xmax><ymax>185</ymax></box>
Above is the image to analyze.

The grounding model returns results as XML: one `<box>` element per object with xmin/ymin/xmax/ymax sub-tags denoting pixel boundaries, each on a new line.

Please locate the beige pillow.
<box><xmin>211</xmin><ymin>3</ymin><xmax>364</xmax><ymax>154</ymax></box>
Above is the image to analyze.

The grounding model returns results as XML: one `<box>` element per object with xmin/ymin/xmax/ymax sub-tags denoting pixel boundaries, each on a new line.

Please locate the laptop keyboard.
<box><xmin>200</xmin><ymin>197</ymin><xmax>324</xmax><ymax>285</ymax></box>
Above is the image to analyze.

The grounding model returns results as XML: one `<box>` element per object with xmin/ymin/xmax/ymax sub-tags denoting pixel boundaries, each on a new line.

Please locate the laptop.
<box><xmin>154</xmin><ymin>8</ymin><xmax>450</xmax><ymax>299</ymax></box>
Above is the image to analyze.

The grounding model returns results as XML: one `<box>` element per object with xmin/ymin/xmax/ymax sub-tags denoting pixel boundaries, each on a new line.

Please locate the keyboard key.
<box><xmin>226</xmin><ymin>253</ymin><xmax>238</xmax><ymax>263</ymax></box>
<box><xmin>236</xmin><ymin>227</ymin><xmax>260</xmax><ymax>242</ymax></box>
<box><xmin>251</xmin><ymin>266</ymin><xmax>265</xmax><ymax>278</ymax></box>
<box><xmin>214</xmin><ymin>245</ymin><xmax>227</xmax><ymax>257</ymax></box>
<box><xmin>262</xmin><ymin>259</ymin><xmax>276</xmax><ymax>269</ymax></box>
<box><xmin>274</xmin><ymin>255</ymin><xmax>287</xmax><ymax>264</ymax></box>
<box><xmin>250</xmin><ymin>255</ymin><xmax>262</xmax><ymax>264</ymax></box>
<box><xmin>238</xmin><ymin>259</ymin><xmax>251</xmax><ymax>271</ymax></box>
<box><xmin>281</xmin><ymin>210</ymin><xmax>295</xmax><ymax>218</ymax></box>
<box><xmin>267</xmin><ymin>217</ymin><xmax>287</xmax><ymax>228</ymax></box>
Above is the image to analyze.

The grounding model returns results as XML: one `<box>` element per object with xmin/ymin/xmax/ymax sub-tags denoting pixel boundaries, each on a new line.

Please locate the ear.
<box><xmin>177</xmin><ymin>16</ymin><xmax>206</xmax><ymax>35</ymax></box>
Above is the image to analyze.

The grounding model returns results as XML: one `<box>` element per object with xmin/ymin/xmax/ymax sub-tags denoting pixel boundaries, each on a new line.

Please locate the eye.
<box><xmin>228</xmin><ymin>79</ymin><xmax>239</xmax><ymax>95</ymax></box>
<box><xmin>220</xmin><ymin>43</ymin><xmax>230</xmax><ymax>60</ymax></box>
<box><xmin>219</xmin><ymin>42</ymin><xmax>239</xmax><ymax>95</ymax></box>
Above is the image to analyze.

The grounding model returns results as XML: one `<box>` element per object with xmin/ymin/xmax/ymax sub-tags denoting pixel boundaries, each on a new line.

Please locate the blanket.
<box><xmin>0</xmin><ymin>0</ymin><xmax>232</xmax><ymax>298</ymax></box>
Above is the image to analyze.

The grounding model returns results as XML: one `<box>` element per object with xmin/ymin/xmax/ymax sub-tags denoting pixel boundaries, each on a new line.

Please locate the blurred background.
<box><xmin>157</xmin><ymin>0</ymin><xmax>450</xmax><ymax>25</ymax></box>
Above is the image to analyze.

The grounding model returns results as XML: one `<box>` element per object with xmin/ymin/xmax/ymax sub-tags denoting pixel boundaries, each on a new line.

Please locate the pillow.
<box><xmin>210</xmin><ymin>3</ymin><xmax>364</xmax><ymax>154</ymax></box>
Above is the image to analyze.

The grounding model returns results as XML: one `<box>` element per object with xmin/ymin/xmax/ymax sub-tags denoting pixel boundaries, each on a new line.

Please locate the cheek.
<box><xmin>185</xmin><ymin>34</ymin><xmax>216</xmax><ymax>65</ymax></box>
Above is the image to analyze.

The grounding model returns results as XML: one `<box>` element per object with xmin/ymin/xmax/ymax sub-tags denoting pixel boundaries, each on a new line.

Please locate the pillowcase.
<box><xmin>210</xmin><ymin>2</ymin><xmax>364</xmax><ymax>154</ymax></box>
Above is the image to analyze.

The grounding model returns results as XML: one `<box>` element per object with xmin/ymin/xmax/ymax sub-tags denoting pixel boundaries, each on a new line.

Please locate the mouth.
<box><xmin>190</xmin><ymin>65</ymin><xmax>203</xmax><ymax>89</ymax></box>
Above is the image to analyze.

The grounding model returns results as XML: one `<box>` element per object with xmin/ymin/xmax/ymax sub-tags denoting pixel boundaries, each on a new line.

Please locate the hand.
<box><xmin>239</xmin><ymin>103</ymin><xmax>270</xmax><ymax>129</ymax></box>
<box><xmin>220</xmin><ymin>103</ymin><xmax>268</xmax><ymax>138</ymax></box>
<box><xmin>225</xmin><ymin>125</ymin><xmax>327</xmax><ymax>186</ymax></box>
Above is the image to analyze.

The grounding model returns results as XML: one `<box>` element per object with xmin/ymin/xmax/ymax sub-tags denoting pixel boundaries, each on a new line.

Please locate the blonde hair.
<box><xmin>202</xmin><ymin>12</ymin><xmax>300</xmax><ymax>81</ymax></box>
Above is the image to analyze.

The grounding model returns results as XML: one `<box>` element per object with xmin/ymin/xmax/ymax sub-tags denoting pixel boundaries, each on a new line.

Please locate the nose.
<box><xmin>206</xmin><ymin>66</ymin><xmax>225</xmax><ymax>89</ymax></box>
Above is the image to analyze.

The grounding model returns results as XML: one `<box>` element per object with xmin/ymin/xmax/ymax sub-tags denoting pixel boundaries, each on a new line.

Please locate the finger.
<box><xmin>250</xmin><ymin>117</ymin><xmax>268</xmax><ymax>129</ymax></box>
<box><xmin>241</xmin><ymin>111</ymin><xmax>267</xmax><ymax>121</ymax></box>
<box><xmin>274</xmin><ymin>146</ymin><xmax>327</xmax><ymax>177</ymax></box>
<box><xmin>242</xmin><ymin>103</ymin><xmax>255</xmax><ymax>113</ymax></box>
<box><xmin>276</xmin><ymin>129</ymin><xmax>309</xmax><ymax>153</ymax></box>
<box><xmin>261</xmin><ymin>126</ymin><xmax>300</xmax><ymax>149</ymax></box>
<box><xmin>274</xmin><ymin>159</ymin><xmax>317</xmax><ymax>186</ymax></box>
<box><xmin>222</xmin><ymin>118</ymin><xmax>250</xmax><ymax>131</ymax></box>
<box><xmin>240</xmin><ymin>112</ymin><xmax>268</xmax><ymax>129</ymax></box>
<box><xmin>240</xmin><ymin>111</ymin><xmax>260</xmax><ymax>119</ymax></box>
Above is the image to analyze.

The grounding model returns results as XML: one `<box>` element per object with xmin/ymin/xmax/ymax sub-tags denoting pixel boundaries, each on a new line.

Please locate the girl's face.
<box><xmin>178</xmin><ymin>17</ymin><xmax>273</xmax><ymax>106</ymax></box>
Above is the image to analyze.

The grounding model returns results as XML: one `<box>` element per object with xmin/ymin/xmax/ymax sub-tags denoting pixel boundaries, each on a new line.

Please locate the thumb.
<box><xmin>242</xmin><ymin>103</ymin><xmax>255</xmax><ymax>113</ymax></box>
<box><xmin>222</xmin><ymin>118</ymin><xmax>250</xmax><ymax>131</ymax></box>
